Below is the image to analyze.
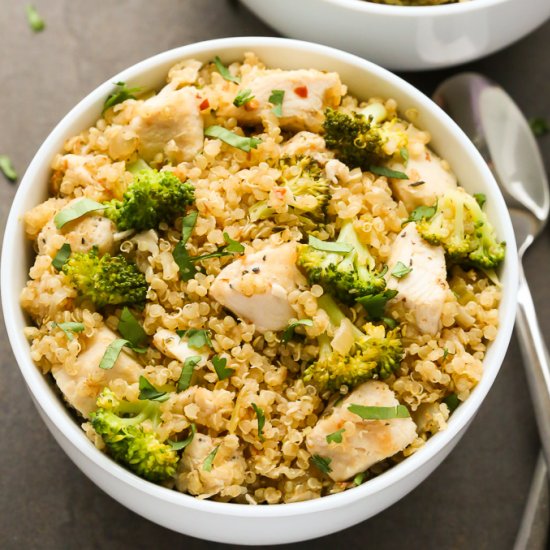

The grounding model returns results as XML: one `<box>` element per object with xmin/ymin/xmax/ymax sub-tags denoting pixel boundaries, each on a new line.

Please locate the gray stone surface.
<box><xmin>0</xmin><ymin>1</ymin><xmax>549</xmax><ymax>548</ymax></box>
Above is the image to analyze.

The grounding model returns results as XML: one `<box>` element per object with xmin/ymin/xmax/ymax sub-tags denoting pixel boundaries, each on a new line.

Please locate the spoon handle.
<box><xmin>516</xmin><ymin>262</ymin><xmax>550</xmax><ymax>466</ymax></box>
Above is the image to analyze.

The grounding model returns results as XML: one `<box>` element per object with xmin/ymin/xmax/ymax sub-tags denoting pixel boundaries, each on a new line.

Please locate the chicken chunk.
<box><xmin>385</xmin><ymin>224</ymin><xmax>449</xmax><ymax>335</ymax></box>
<box><xmin>306</xmin><ymin>381</ymin><xmax>417</xmax><ymax>482</ymax></box>
<box><xmin>220</xmin><ymin>69</ymin><xmax>344</xmax><ymax>132</ymax></box>
<box><xmin>209</xmin><ymin>242</ymin><xmax>306</xmax><ymax>333</ymax></box>
<box><xmin>131</xmin><ymin>87</ymin><xmax>204</xmax><ymax>163</ymax></box>
<box><xmin>389</xmin><ymin>148</ymin><xmax>457</xmax><ymax>212</ymax></box>
<box><xmin>153</xmin><ymin>328</ymin><xmax>209</xmax><ymax>363</ymax></box>
<box><xmin>176</xmin><ymin>433</ymin><xmax>246</xmax><ymax>499</ymax></box>
<box><xmin>51</xmin><ymin>326</ymin><xmax>143</xmax><ymax>417</ymax></box>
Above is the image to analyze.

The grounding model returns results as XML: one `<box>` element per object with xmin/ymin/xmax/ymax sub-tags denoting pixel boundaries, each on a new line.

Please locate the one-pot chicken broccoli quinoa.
<box><xmin>20</xmin><ymin>52</ymin><xmax>505</xmax><ymax>504</ymax></box>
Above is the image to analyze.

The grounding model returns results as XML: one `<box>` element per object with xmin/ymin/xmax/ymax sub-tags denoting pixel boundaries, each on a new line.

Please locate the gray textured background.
<box><xmin>1</xmin><ymin>1</ymin><xmax>549</xmax><ymax>548</ymax></box>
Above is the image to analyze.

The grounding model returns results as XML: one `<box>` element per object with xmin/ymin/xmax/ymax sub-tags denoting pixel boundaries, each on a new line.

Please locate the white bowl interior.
<box><xmin>1</xmin><ymin>37</ymin><xmax>518</xmax><ymax>543</ymax></box>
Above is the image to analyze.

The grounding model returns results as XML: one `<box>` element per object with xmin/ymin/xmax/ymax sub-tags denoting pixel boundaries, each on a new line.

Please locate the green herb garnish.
<box><xmin>399</xmin><ymin>147</ymin><xmax>409</xmax><ymax>164</ymax></box>
<box><xmin>212</xmin><ymin>355</ymin><xmax>234</xmax><ymax>381</ymax></box>
<box><xmin>99</xmin><ymin>338</ymin><xmax>130</xmax><ymax>370</ymax></box>
<box><xmin>51</xmin><ymin>321</ymin><xmax>85</xmax><ymax>341</ymax></box>
<box><xmin>54</xmin><ymin>198</ymin><xmax>104</xmax><ymax>229</ymax></box>
<box><xmin>409</xmin><ymin>180</ymin><xmax>425</xmax><ymax>187</ymax></box>
<box><xmin>52</xmin><ymin>243</ymin><xmax>72</xmax><ymax>270</ymax></box>
<box><xmin>181</xmin><ymin>211</ymin><xmax>198</xmax><ymax>245</ymax></box>
<box><xmin>357</xmin><ymin>289</ymin><xmax>398</xmax><ymax>319</ymax></box>
<box><xmin>326</xmin><ymin>428</ymin><xmax>345</xmax><ymax>444</ymax></box>
<box><xmin>529</xmin><ymin>117</ymin><xmax>549</xmax><ymax>137</ymax></box>
<box><xmin>177</xmin><ymin>328</ymin><xmax>213</xmax><ymax>350</ymax></box>
<box><xmin>138</xmin><ymin>375</ymin><xmax>169</xmax><ymax>402</ymax></box>
<box><xmin>203</xmin><ymin>445</ymin><xmax>220</xmax><ymax>472</ymax></box>
<box><xmin>204</xmin><ymin>125</ymin><xmax>261</xmax><ymax>152</ymax></box>
<box><xmin>169</xmin><ymin>423</ymin><xmax>196</xmax><ymax>451</ymax></box>
<box><xmin>281</xmin><ymin>319</ymin><xmax>314</xmax><ymax>343</ymax></box>
<box><xmin>251</xmin><ymin>403</ymin><xmax>265</xmax><ymax>442</ymax></box>
<box><xmin>354</xmin><ymin>472</ymin><xmax>366</xmax><ymax>486</ymax></box>
<box><xmin>348</xmin><ymin>404</ymin><xmax>410</xmax><ymax>420</ymax></box>
<box><xmin>269</xmin><ymin>89</ymin><xmax>285</xmax><ymax>117</ymax></box>
<box><xmin>0</xmin><ymin>155</ymin><xmax>18</xmax><ymax>182</ymax></box>
<box><xmin>308</xmin><ymin>235</ymin><xmax>353</xmax><ymax>254</ymax></box>
<box><xmin>311</xmin><ymin>454</ymin><xmax>332</xmax><ymax>474</ymax></box>
<box><xmin>177</xmin><ymin>355</ymin><xmax>202</xmax><ymax>392</ymax></box>
<box><xmin>391</xmin><ymin>261</ymin><xmax>412</xmax><ymax>279</ymax></box>
<box><xmin>213</xmin><ymin>56</ymin><xmax>240</xmax><ymax>84</ymax></box>
<box><xmin>381</xmin><ymin>316</ymin><xmax>398</xmax><ymax>329</ymax></box>
<box><xmin>369</xmin><ymin>165</ymin><xmax>408</xmax><ymax>180</ymax></box>
<box><xmin>118</xmin><ymin>307</ymin><xmax>148</xmax><ymax>349</ymax></box>
<box><xmin>233</xmin><ymin>88</ymin><xmax>254</xmax><ymax>107</ymax></box>
<box><xmin>407</xmin><ymin>204</ymin><xmax>436</xmax><ymax>223</ymax></box>
<box><xmin>25</xmin><ymin>5</ymin><xmax>45</xmax><ymax>32</ymax></box>
<box><xmin>474</xmin><ymin>193</ymin><xmax>486</xmax><ymax>209</ymax></box>
<box><xmin>443</xmin><ymin>393</ymin><xmax>460</xmax><ymax>413</ymax></box>
<box><xmin>103</xmin><ymin>81</ymin><xmax>141</xmax><ymax>113</ymax></box>
<box><xmin>222</xmin><ymin>232</ymin><xmax>245</xmax><ymax>253</ymax></box>
<box><xmin>173</xmin><ymin>240</ymin><xmax>197</xmax><ymax>281</ymax></box>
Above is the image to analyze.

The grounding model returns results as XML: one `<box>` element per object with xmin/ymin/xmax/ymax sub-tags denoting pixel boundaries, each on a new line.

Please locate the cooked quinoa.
<box><xmin>21</xmin><ymin>52</ymin><xmax>502</xmax><ymax>504</ymax></box>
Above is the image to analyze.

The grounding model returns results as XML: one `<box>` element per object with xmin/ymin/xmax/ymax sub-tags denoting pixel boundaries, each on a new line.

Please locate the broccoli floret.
<box><xmin>62</xmin><ymin>248</ymin><xmax>147</xmax><ymax>307</ymax></box>
<box><xmin>104</xmin><ymin>168</ymin><xmax>194</xmax><ymax>231</ymax></box>
<box><xmin>302</xmin><ymin>294</ymin><xmax>403</xmax><ymax>393</ymax></box>
<box><xmin>416</xmin><ymin>188</ymin><xmax>506</xmax><ymax>269</ymax></box>
<box><xmin>323</xmin><ymin>106</ymin><xmax>408</xmax><ymax>170</ymax></box>
<box><xmin>90</xmin><ymin>389</ymin><xmax>179</xmax><ymax>482</ymax></box>
<box><xmin>249</xmin><ymin>156</ymin><xmax>330</xmax><ymax>224</ymax></box>
<box><xmin>298</xmin><ymin>220</ymin><xmax>387</xmax><ymax>304</ymax></box>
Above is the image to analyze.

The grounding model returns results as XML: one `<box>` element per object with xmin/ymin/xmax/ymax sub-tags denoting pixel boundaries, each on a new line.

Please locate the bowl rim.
<box><xmin>318</xmin><ymin>0</ymin><xmax>513</xmax><ymax>15</ymax></box>
<box><xmin>1</xmin><ymin>36</ymin><xmax>518</xmax><ymax>518</ymax></box>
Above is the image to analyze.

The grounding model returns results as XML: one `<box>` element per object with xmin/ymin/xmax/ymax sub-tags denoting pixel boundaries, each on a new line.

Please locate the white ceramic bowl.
<box><xmin>241</xmin><ymin>0</ymin><xmax>550</xmax><ymax>71</ymax></box>
<box><xmin>1</xmin><ymin>37</ymin><xmax>518</xmax><ymax>544</ymax></box>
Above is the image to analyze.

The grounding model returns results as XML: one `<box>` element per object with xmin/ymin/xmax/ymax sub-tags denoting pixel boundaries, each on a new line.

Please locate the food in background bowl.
<box><xmin>367</xmin><ymin>0</ymin><xmax>464</xmax><ymax>4</ymax></box>
<box><xmin>20</xmin><ymin>52</ymin><xmax>505</xmax><ymax>503</ymax></box>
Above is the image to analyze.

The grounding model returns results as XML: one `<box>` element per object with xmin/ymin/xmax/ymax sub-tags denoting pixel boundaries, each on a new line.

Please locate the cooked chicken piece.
<box><xmin>385</xmin><ymin>224</ymin><xmax>449</xmax><ymax>335</ymax></box>
<box><xmin>36</xmin><ymin>205</ymin><xmax>116</xmax><ymax>258</ymax></box>
<box><xmin>177</xmin><ymin>433</ymin><xmax>246</xmax><ymax>498</ymax></box>
<box><xmin>306</xmin><ymin>381</ymin><xmax>417</xmax><ymax>482</ymax></box>
<box><xmin>153</xmin><ymin>328</ymin><xmax>209</xmax><ymax>363</ymax></box>
<box><xmin>131</xmin><ymin>87</ymin><xmax>204</xmax><ymax>163</ymax></box>
<box><xmin>280</xmin><ymin>131</ymin><xmax>328</xmax><ymax>159</ymax></box>
<box><xmin>209</xmin><ymin>242</ymin><xmax>306</xmax><ymax>333</ymax></box>
<box><xmin>220</xmin><ymin>69</ymin><xmax>344</xmax><ymax>132</ymax></box>
<box><xmin>51</xmin><ymin>326</ymin><xmax>143</xmax><ymax>417</ymax></box>
<box><xmin>389</xmin><ymin>148</ymin><xmax>457</xmax><ymax>212</ymax></box>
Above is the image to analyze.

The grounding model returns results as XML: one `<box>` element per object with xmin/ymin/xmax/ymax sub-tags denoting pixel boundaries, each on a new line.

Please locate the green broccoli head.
<box><xmin>297</xmin><ymin>220</ymin><xmax>387</xmax><ymax>305</ymax></box>
<box><xmin>249</xmin><ymin>156</ymin><xmax>330</xmax><ymax>224</ymax></box>
<box><xmin>416</xmin><ymin>188</ymin><xmax>505</xmax><ymax>269</ymax></box>
<box><xmin>90</xmin><ymin>388</ymin><xmax>179</xmax><ymax>483</ymax></box>
<box><xmin>62</xmin><ymin>248</ymin><xmax>147</xmax><ymax>307</ymax></box>
<box><xmin>302</xmin><ymin>295</ymin><xmax>403</xmax><ymax>393</ymax></box>
<box><xmin>104</xmin><ymin>168</ymin><xmax>194</xmax><ymax>231</ymax></box>
<box><xmin>323</xmin><ymin>108</ymin><xmax>407</xmax><ymax>170</ymax></box>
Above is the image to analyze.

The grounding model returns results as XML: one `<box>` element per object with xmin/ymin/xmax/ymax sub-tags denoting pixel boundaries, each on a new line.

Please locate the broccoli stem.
<box><xmin>317</xmin><ymin>294</ymin><xmax>365</xmax><ymax>340</ymax></box>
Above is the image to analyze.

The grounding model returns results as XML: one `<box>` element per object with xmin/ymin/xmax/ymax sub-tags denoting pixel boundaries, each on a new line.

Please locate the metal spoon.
<box><xmin>433</xmin><ymin>73</ymin><xmax>550</xmax><ymax>550</ymax></box>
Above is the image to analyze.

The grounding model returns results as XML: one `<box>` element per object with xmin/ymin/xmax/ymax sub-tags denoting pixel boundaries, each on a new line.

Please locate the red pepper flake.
<box><xmin>294</xmin><ymin>86</ymin><xmax>308</xmax><ymax>98</ymax></box>
<box><xmin>199</xmin><ymin>98</ymin><xmax>210</xmax><ymax>110</ymax></box>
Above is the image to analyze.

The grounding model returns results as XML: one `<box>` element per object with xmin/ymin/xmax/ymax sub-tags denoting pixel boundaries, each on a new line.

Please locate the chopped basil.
<box><xmin>212</xmin><ymin>355</ymin><xmax>234</xmax><ymax>381</ymax></box>
<box><xmin>177</xmin><ymin>355</ymin><xmax>202</xmax><ymax>392</ymax></box>
<box><xmin>281</xmin><ymin>319</ymin><xmax>313</xmax><ymax>343</ymax></box>
<box><xmin>204</xmin><ymin>126</ymin><xmax>261</xmax><ymax>152</ymax></box>
<box><xmin>529</xmin><ymin>117</ymin><xmax>549</xmax><ymax>137</ymax></box>
<box><xmin>181</xmin><ymin>211</ymin><xmax>198</xmax><ymax>245</ymax></box>
<box><xmin>169</xmin><ymin>423</ymin><xmax>196</xmax><ymax>451</ymax></box>
<box><xmin>233</xmin><ymin>88</ymin><xmax>255</xmax><ymax>107</ymax></box>
<box><xmin>118</xmin><ymin>307</ymin><xmax>147</xmax><ymax>349</ymax></box>
<box><xmin>357</xmin><ymin>289</ymin><xmax>398</xmax><ymax>319</ymax></box>
<box><xmin>52</xmin><ymin>243</ymin><xmax>72</xmax><ymax>270</ymax></box>
<box><xmin>407</xmin><ymin>204</ymin><xmax>436</xmax><ymax>223</ymax></box>
<box><xmin>369</xmin><ymin>165</ymin><xmax>408</xmax><ymax>179</ymax></box>
<box><xmin>308</xmin><ymin>235</ymin><xmax>353</xmax><ymax>254</ymax></box>
<box><xmin>0</xmin><ymin>155</ymin><xmax>18</xmax><ymax>182</ymax></box>
<box><xmin>103</xmin><ymin>81</ymin><xmax>141</xmax><ymax>113</ymax></box>
<box><xmin>409</xmin><ymin>180</ymin><xmax>425</xmax><ymax>187</ymax></box>
<box><xmin>54</xmin><ymin>198</ymin><xmax>105</xmax><ymax>229</ymax></box>
<box><xmin>311</xmin><ymin>454</ymin><xmax>332</xmax><ymax>474</ymax></box>
<box><xmin>99</xmin><ymin>339</ymin><xmax>130</xmax><ymax>370</ymax></box>
<box><xmin>326</xmin><ymin>428</ymin><xmax>345</xmax><ymax>444</ymax></box>
<box><xmin>251</xmin><ymin>403</ymin><xmax>265</xmax><ymax>442</ymax></box>
<box><xmin>442</xmin><ymin>348</ymin><xmax>450</xmax><ymax>361</ymax></box>
<box><xmin>138</xmin><ymin>375</ymin><xmax>169</xmax><ymax>402</ymax></box>
<box><xmin>213</xmin><ymin>56</ymin><xmax>240</xmax><ymax>84</ymax></box>
<box><xmin>222</xmin><ymin>232</ymin><xmax>245</xmax><ymax>253</ymax></box>
<box><xmin>173</xmin><ymin>240</ymin><xmax>197</xmax><ymax>281</ymax></box>
<box><xmin>177</xmin><ymin>328</ymin><xmax>213</xmax><ymax>349</ymax></box>
<box><xmin>474</xmin><ymin>193</ymin><xmax>486</xmax><ymax>209</ymax></box>
<box><xmin>391</xmin><ymin>261</ymin><xmax>412</xmax><ymax>279</ymax></box>
<box><xmin>443</xmin><ymin>393</ymin><xmax>460</xmax><ymax>413</ymax></box>
<box><xmin>399</xmin><ymin>147</ymin><xmax>409</xmax><ymax>164</ymax></box>
<box><xmin>26</xmin><ymin>4</ymin><xmax>45</xmax><ymax>32</ymax></box>
<box><xmin>203</xmin><ymin>445</ymin><xmax>220</xmax><ymax>472</ymax></box>
<box><xmin>354</xmin><ymin>472</ymin><xmax>366</xmax><ymax>486</ymax></box>
<box><xmin>269</xmin><ymin>89</ymin><xmax>285</xmax><ymax>117</ymax></box>
<box><xmin>348</xmin><ymin>404</ymin><xmax>410</xmax><ymax>420</ymax></box>
<box><xmin>51</xmin><ymin>321</ymin><xmax>85</xmax><ymax>341</ymax></box>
